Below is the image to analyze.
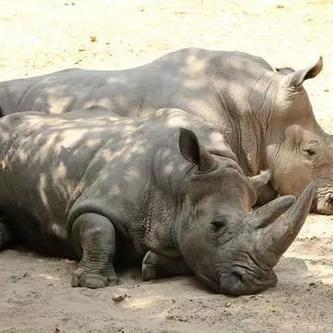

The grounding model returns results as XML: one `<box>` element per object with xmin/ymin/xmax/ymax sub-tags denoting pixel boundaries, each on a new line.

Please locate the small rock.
<box><xmin>90</xmin><ymin>36</ymin><xmax>97</xmax><ymax>42</ymax></box>
<box><xmin>112</xmin><ymin>293</ymin><xmax>127</xmax><ymax>303</ymax></box>
<box><xmin>225</xmin><ymin>302</ymin><xmax>232</xmax><ymax>308</ymax></box>
<box><xmin>324</xmin><ymin>89</ymin><xmax>329</xmax><ymax>92</ymax></box>
<box><xmin>171</xmin><ymin>298</ymin><xmax>176</xmax><ymax>303</ymax></box>
<box><xmin>54</xmin><ymin>328</ymin><xmax>60</xmax><ymax>333</ymax></box>
<box><xmin>276</xmin><ymin>4</ymin><xmax>285</xmax><ymax>9</ymax></box>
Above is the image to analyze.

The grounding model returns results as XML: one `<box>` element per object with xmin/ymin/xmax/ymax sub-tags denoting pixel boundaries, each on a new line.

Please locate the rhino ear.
<box><xmin>289</xmin><ymin>56</ymin><xmax>323</xmax><ymax>86</ymax></box>
<box><xmin>275</xmin><ymin>67</ymin><xmax>295</xmax><ymax>75</ymax></box>
<box><xmin>179</xmin><ymin>128</ymin><xmax>216</xmax><ymax>172</ymax></box>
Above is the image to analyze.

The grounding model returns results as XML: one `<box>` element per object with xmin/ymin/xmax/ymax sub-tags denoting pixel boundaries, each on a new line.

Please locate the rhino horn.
<box><xmin>252</xmin><ymin>182</ymin><xmax>316</xmax><ymax>266</ymax></box>
<box><xmin>249</xmin><ymin>170</ymin><xmax>272</xmax><ymax>192</ymax></box>
<box><xmin>251</xmin><ymin>195</ymin><xmax>295</xmax><ymax>229</ymax></box>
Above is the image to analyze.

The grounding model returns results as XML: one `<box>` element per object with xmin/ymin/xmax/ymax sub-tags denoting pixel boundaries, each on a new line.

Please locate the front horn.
<box><xmin>253</xmin><ymin>182</ymin><xmax>317</xmax><ymax>266</ymax></box>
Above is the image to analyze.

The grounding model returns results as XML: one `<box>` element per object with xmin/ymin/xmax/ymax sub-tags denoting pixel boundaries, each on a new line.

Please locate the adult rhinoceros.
<box><xmin>0</xmin><ymin>48</ymin><xmax>331</xmax><ymax>213</ymax></box>
<box><xmin>0</xmin><ymin>108</ymin><xmax>315</xmax><ymax>295</ymax></box>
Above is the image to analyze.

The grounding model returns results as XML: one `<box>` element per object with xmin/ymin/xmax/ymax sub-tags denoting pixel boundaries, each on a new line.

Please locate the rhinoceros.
<box><xmin>0</xmin><ymin>108</ymin><xmax>315</xmax><ymax>295</ymax></box>
<box><xmin>0</xmin><ymin>48</ymin><xmax>330</xmax><ymax>213</ymax></box>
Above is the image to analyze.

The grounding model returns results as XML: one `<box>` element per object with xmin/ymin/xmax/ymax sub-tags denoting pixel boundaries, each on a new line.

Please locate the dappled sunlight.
<box><xmin>38</xmin><ymin>173</ymin><xmax>50</xmax><ymax>210</ymax></box>
<box><xmin>182</xmin><ymin>77</ymin><xmax>208</xmax><ymax>90</ymax></box>
<box><xmin>50</xmin><ymin>223</ymin><xmax>67</xmax><ymax>240</ymax></box>
<box><xmin>49</xmin><ymin>96</ymin><xmax>75</xmax><ymax>114</ymax></box>
<box><xmin>82</xmin><ymin>98</ymin><xmax>113</xmax><ymax>110</ymax></box>
<box><xmin>1</xmin><ymin>44</ymin><xmax>331</xmax><ymax>214</ymax></box>
<box><xmin>184</xmin><ymin>50</ymin><xmax>209</xmax><ymax>75</ymax></box>
<box><xmin>38</xmin><ymin>273</ymin><xmax>60</xmax><ymax>281</ymax></box>
<box><xmin>123</xmin><ymin>295</ymin><xmax>167</xmax><ymax>310</ymax></box>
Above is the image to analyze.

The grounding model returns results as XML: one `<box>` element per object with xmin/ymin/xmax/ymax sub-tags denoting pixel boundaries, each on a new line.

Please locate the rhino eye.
<box><xmin>302</xmin><ymin>140</ymin><xmax>320</xmax><ymax>158</ymax></box>
<box><xmin>303</xmin><ymin>148</ymin><xmax>316</xmax><ymax>157</ymax></box>
<box><xmin>211</xmin><ymin>218</ymin><xmax>228</xmax><ymax>231</ymax></box>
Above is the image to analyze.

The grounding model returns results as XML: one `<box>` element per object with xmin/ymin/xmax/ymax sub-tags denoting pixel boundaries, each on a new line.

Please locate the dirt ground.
<box><xmin>0</xmin><ymin>0</ymin><xmax>333</xmax><ymax>332</ymax></box>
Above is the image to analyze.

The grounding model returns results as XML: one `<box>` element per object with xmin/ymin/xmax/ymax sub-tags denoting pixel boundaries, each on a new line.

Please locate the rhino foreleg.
<box><xmin>142</xmin><ymin>250</ymin><xmax>192</xmax><ymax>281</ymax></box>
<box><xmin>0</xmin><ymin>219</ymin><xmax>13</xmax><ymax>250</ymax></box>
<box><xmin>70</xmin><ymin>213</ymin><xmax>118</xmax><ymax>288</ymax></box>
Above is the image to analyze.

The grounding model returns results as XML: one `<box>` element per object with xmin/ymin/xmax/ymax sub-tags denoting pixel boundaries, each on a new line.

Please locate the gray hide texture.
<box><xmin>0</xmin><ymin>108</ymin><xmax>315</xmax><ymax>295</ymax></box>
<box><xmin>0</xmin><ymin>48</ymin><xmax>331</xmax><ymax>213</ymax></box>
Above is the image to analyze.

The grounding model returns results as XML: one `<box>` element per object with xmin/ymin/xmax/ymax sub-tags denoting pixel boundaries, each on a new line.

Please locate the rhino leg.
<box><xmin>142</xmin><ymin>250</ymin><xmax>191</xmax><ymax>281</ymax></box>
<box><xmin>0</xmin><ymin>219</ymin><xmax>13</xmax><ymax>250</ymax></box>
<box><xmin>70</xmin><ymin>213</ymin><xmax>118</xmax><ymax>289</ymax></box>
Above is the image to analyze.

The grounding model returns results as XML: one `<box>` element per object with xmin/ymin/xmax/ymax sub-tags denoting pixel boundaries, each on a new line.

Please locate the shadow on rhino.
<box><xmin>0</xmin><ymin>48</ymin><xmax>331</xmax><ymax>213</ymax></box>
<box><xmin>0</xmin><ymin>108</ymin><xmax>316</xmax><ymax>295</ymax></box>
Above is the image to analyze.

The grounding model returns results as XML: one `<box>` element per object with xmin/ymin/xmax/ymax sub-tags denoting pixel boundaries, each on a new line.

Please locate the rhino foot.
<box><xmin>71</xmin><ymin>268</ymin><xmax>119</xmax><ymax>288</ymax></box>
<box><xmin>142</xmin><ymin>263</ymin><xmax>158</xmax><ymax>281</ymax></box>
<box><xmin>70</xmin><ymin>213</ymin><xmax>119</xmax><ymax>289</ymax></box>
<box><xmin>142</xmin><ymin>250</ymin><xmax>191</xmax><ymax>281</ymax></box>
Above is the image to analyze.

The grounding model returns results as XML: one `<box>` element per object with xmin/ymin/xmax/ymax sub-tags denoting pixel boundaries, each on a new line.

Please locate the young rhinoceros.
<box><xmin>0</xmin><ymin>108</ymin><xmax>315</xmax><ymax>295</ymax></box>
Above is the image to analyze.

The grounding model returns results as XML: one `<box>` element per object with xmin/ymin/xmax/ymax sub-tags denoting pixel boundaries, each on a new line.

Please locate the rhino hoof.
<box><xmin>142</xmin><ymin>264</ymin><xmax>158</xmax><ymax>281</ymax></box>
<box><xmin>71</xmin><ymin>271</ymin><xmax>119</xmax><ymax>288</ymax></box>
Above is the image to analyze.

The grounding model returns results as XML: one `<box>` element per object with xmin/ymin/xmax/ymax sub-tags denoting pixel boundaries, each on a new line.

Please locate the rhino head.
<box><xmin>176</xmin><ymin>128</ymin><xmax>315</xmax><ymax>295</ymax></box>
<box><xmin>263</xmin><ymin>57</ymin><xmax>333</xmax><ymax>214</ymax></box>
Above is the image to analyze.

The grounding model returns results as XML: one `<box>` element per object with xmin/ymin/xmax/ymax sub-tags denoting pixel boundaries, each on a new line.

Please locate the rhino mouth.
<box><xmin>312</xmin><ymin>189</ymin><xmax>333</xmax><ymax>215</ymax></box>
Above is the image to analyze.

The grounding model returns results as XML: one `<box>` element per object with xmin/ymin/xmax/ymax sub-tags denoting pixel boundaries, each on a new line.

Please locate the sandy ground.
<box><xmin>0</xmin><ymin>0</ymin><xmax>333</xmax><ymax>332</ymax></box>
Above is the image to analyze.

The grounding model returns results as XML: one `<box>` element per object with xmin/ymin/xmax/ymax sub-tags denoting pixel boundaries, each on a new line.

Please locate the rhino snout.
<box><xmin>218</xmin><ymin>270</ymin><xmax>277</xmax><ymax>296</ymax></box>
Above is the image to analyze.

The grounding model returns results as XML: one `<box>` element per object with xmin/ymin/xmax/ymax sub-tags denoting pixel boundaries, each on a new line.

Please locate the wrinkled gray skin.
<box><xmin>0</xmin><ymin>108</ymin><xmax>315</xmax><ymax>295</ymax></box>
<box><xmin>0</xmin><ymin>48</ymin><xmax>331</xmax><ymax>213</ymax></box>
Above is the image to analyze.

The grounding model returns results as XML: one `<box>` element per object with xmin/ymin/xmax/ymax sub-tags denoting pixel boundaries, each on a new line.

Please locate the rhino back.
<box><xmin>0</xmin><ymin>111</ymin><xmax>142</xmax><ymax>254</ymax></box>
<box><xmin>0</xmin><ymin>109</ymin><xmax>191</xmax><ymax>255</ymax></box>
<box><xmin>0</xmin><ymin>108</ymin><xmax>232</xmax><ymax>256</ymax></box>
<box><xmin>0</xmin><ymin>48</ymin><xmax>273</xmax><ymax>176</ymax></box>
<box><xmin>0</xmin><ymin>48</ymin><xmax>272</xmax><ymax>120</ymax></box>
